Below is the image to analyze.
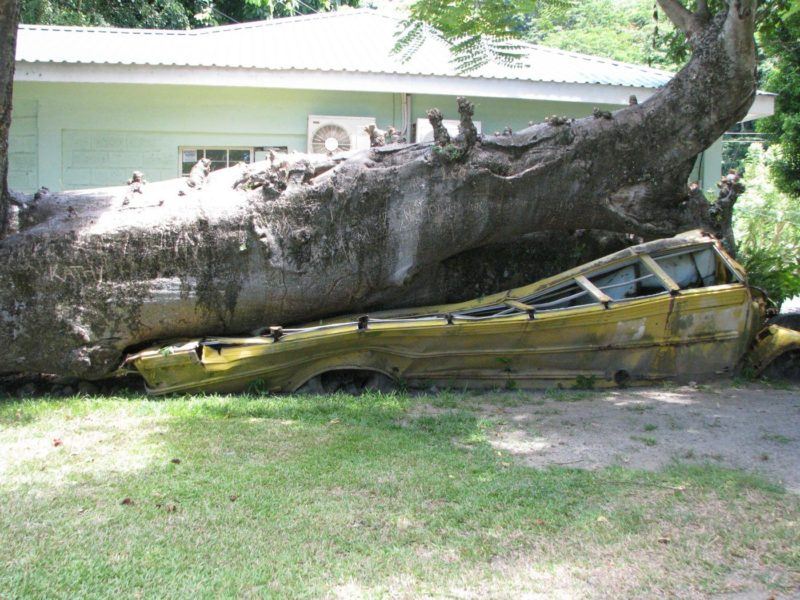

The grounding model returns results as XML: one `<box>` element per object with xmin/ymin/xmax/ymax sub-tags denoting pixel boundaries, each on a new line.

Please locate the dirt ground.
<box><xmin>480</xmin><ymin>382</ymin><xmax>800</xmax><ymax>492</ymax></box>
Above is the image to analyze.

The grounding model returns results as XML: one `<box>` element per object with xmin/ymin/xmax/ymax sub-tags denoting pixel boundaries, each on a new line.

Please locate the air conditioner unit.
<box><xmin>307</xmin><ymin>115</ymin><xmax>376</xmax><ymax>154</ymax></box>
<box><xmin>415</xmin><ymin>118</ymin><xmax>482</xmax><ymax>143</ymax></box>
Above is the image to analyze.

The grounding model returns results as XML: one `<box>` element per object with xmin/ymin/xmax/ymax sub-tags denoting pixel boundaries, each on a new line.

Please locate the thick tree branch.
<box><xmin>656</xmin><ymin>0</ymin><xmax>704</xmax><ymax>40</ymax></box>
<box><xmin>695</xmin><ymin>0</ymin><xmax>710</xmax><ymax>22</ymax></box>
<box><xmin>733</xmin><ymin>0</ymin><xmax>756</xmax><ymax>19</ymax></box>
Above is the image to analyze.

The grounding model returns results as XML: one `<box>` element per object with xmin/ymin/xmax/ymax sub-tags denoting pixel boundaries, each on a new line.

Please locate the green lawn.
<box><xmin>1</xmin><ymin>391</ymin><xmax>798</xmax><ymax>598</ymax></box>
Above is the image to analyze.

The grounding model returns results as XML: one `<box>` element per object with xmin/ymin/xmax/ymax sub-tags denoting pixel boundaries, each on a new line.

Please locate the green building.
<box><xmin>9</xmin><ymin>9</ymin><xmax>774</xmax><ymax>194</ymax></box>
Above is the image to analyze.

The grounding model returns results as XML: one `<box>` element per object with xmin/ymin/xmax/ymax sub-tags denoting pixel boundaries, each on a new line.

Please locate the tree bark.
<box><xmin>0</xmin><ymin>0</ymin><xmax>20</xmax><ymax>237</ymax></box>
<box><xmin>0</xmin><ymin>1</ymin><xmax>757</xmax><ymax>379</ymax></box>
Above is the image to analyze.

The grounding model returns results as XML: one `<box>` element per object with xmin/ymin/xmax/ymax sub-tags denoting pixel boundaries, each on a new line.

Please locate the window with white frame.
<box><xmin>180</xmin><ymin>147</ymin><xmax>253</xmax><ymax>176</ymax></box>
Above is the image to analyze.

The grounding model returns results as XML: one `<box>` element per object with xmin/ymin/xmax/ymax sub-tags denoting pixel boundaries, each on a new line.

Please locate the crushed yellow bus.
<box><xmin>122</xmin><ymin>230</ymin><xmax>800</xmax><ymax>395</ymax></box>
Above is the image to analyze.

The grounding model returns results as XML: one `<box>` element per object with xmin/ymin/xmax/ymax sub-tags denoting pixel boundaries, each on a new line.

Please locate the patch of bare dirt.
<box><xmin>481</xmin><ymin>383</ymin><xmax>800</xmax><ymax>492</ymax></box>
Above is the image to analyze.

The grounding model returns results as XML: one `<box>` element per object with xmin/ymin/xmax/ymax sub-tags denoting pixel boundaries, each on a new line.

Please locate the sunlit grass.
<box><xmin>0</xmin><ymin>390</ymin><xmax>798</xmax><ymax>598</ymax></box>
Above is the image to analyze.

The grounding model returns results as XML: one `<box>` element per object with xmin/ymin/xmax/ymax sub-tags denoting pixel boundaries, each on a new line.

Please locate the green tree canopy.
<box><xmin>21</xmin><ymin>0</ymin><xmax>195</xmax><ymax>28</ymax></box>
<box><xmin>526</xmin><ymin>0</ymin><xmax>675</xmax><ymax>68</ymax></box>
<box><xmin>756</xmin><ymin>3</ymin><xmax>800</xmax><ymax>198</ymax></box>
<box><xmin>20</xmin><ymin>0</ymin><xmax>359</xmax><ymax>29</ymax></box>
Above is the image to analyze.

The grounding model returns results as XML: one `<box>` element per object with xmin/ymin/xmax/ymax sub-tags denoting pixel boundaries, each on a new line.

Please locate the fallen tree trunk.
<box><xmin>0</xmin><ymin>1</ymin><xmax>757</xmax><ymax>379</ymax></box>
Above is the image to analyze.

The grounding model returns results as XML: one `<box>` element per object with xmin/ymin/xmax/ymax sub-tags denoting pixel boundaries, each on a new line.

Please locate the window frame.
<box><xmin>178</xmin><ymin>146</ymin><xmax>255</xmax><ymax>176</ymax></box>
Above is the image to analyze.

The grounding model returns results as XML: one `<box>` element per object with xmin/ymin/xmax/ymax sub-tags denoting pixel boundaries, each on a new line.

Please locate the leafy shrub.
<box><xmin>734</xmin><ymin>144</ymin><xmax>800</xmax><ymax>307</ymax></box>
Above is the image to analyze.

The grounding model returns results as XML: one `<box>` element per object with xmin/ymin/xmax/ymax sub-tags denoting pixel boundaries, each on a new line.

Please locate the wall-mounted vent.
<box><xmin>307</xmin><ymin>115</ymin><xmax>376</xmax><ymax>154</ymax></box>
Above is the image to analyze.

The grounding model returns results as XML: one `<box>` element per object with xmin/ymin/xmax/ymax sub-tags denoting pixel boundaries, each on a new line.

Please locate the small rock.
<box><xmin>120</xmin><ymin>498</ymin><xmax>134</xmax><ymax>506</ymax></box>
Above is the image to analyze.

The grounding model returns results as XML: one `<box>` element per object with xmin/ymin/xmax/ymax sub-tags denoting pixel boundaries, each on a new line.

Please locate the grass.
<box><xmin>543</xmin><ymin>388</ymin><xmax>596</xmax><ymax>403</ymax></box>
<box><xmin>762</xmin><ymin>433</ymin><xmax>795</xmax><ymax>445</ymax></box>
<box><xmin>1</xmin><ymin>390</ymin><xmax>798</xmax><ymax>598</ymax></box>
<box><xmin>624</xmin><ymin>403</ymin><xmax>655</xmax><ymax>413</ymax></box>
<box><xmin>630</xmin><ymin>435</ymin><xmax>659</xmax><ymax>447</ymax></box>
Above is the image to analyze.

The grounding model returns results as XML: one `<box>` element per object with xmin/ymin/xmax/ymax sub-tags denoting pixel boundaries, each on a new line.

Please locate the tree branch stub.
<box><xmin>426</xmin><ymin>108</ymin><xmax>451</xmax><ymax>146</ymax></box>
<box><xmin>456</xmin><ymin>96</ymin><xmax>479</xmax><ymax>150</ymax></box>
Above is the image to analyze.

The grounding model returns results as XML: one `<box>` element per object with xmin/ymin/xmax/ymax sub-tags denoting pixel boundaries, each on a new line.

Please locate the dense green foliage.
<box><xmin>20</xmin><ymin>0</ymin><xmax>358</xmax><ymax>29</ymax></box>
<box><xmin>734</xmin><ymin>144</ymin><xmax>800</xmax><ymax>305</ymax></box>
<box><xmin>527</xmin><ymin>0</ymin><xmax>675</xmax><ymax>68</ymax></box>
<box><xmin>212</xmin><ymin>0</ymin><xmax>358</xmax><ymax>24</ymax></box>
<box><xmin>395</xmin><ymin>0</ymin><xmax>572</xmax><ymax>71</ymax></box>
<box><xmin>757</xmin><ymin>3</ymin><xmax>800</xmax><ymax>198</ymax></box>
<box><xmin>397</xmin><ymin>0</ymin><xmax>682</xmax><ymax>72</ymax></box>
<box><xmin>21</xmin><ymin>0</ymin><xmax>193</xmax><ymax>28</ymax></box>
